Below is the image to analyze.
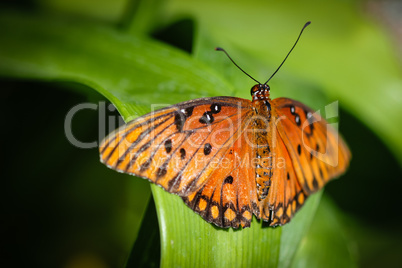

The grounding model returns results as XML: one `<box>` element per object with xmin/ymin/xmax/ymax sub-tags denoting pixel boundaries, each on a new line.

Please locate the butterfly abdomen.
<box><xmin>253</xmin><ymin>113</ymin><xmax>273</xmax><ymax>203</ymax></box>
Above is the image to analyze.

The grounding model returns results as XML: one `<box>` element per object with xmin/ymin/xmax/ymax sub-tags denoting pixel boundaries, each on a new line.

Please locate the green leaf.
<box><xmin>38</xmin><ymin>0</ymin><xmax>128</xmax><ymax>23</ymax></box>
<box><xmin>290</xmin><ymin>196</ymin><xmax>358</xmax><ymax>268</ymax></box>
<box><xmin>279</xmin><ymin>191</ymin><xmax>323</xmax><ymax>268</ymax></box>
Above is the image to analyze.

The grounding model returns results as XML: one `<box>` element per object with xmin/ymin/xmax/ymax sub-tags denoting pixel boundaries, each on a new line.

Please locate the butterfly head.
<box><xmin>251</xmin><ymin>84</ymin><xmax>270</xmax><ymax>101</ymax></box>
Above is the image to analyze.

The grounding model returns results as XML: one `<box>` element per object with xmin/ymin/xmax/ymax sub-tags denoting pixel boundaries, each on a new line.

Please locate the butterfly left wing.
<box><xmin>100</xmin><ymin>96</ymin><xmax>253</xmax><ymax>197</ymax></box>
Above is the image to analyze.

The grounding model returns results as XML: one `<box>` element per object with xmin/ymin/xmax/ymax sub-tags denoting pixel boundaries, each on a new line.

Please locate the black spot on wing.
<box><xmin>224</xmin><ymin>176</ymin><xmax>233</xmax><ymax>184</ymax></box>
<box><xmin>210</xmin><ymin>103</ymin><xmax>221</xmax><ymax>114</ymax></box>
<box><xmin>290</xmin><ymin>105</ymin><xmax>296</xmax><ymax>114</ymax></box>
<box><xmin>180</xmin><ymin>148</ymin><xmax>186</xmax><ymax>159</ymax></box>
<box><xmin>199</xmin><ymin>111</ymin><xmax>214</xmax><ymax>124</ymax></box>
<box><xmin>175</xmin><ymin>106</ymin><xmax>195</xmax><ymax>132</ymax></box>
<box><xmin>295</xmin><ymin>114</ymin><xmax>301</xmax><ymax>126</ymax></box>
<box><xmin>183</xmin><ymin>107</ymin><xmax>194</xmax><ymax>117</ymax></box>
<box><xmin>164</xmin><ymin>139</ymin><xmax>172</xmax><ymax>153</ymax></box>
<box><xmin>174</xmin><ymin>112</ymin><xmax>186</xmax><ymax>132</ymax></box>
<box><xmin>204</xmin><ymin>143</ymin><xmax>212</xmax><ymax>155</ymax></box>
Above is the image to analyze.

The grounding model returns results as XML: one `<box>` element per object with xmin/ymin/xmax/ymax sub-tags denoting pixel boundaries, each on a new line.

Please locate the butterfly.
<box><xmin>99</xmin><ymin>22</ymin><xmax>351</xmax><ymax>228</ymax></box>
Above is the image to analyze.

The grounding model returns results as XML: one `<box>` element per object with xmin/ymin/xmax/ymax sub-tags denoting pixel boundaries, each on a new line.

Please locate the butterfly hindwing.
<box><xmin>183</xmin><ymin>125</ymin><xmax>257</xmax><ymax>228</ymax></box>
<box><xmin>261</xmin><ymin>126</ymin><xmax>306</xmax><ymax>226</ymax></box>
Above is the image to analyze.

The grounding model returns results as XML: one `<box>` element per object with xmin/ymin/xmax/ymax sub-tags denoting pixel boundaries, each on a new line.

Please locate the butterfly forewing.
<box><xmin>100</xmin><ymin>97</ymin><xmax>254</xmax><ymax>197</ymax></box>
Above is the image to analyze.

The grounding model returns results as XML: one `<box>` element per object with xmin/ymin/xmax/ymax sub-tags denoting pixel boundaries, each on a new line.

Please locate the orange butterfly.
<box><xmin>99</xmin><ymin>22</ymin><xmax>351</xmax><ymax>228</ymax></box>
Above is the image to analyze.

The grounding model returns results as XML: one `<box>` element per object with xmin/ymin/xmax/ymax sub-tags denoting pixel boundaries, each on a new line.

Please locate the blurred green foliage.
<box><xmin>1</xmin><ymin>0</ymin><xmax>401</xmax><ymax>267</ymax></box>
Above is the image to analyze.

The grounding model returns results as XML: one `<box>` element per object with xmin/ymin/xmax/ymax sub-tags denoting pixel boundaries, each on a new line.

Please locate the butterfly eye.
<box><xmin>250</xmin><ymin>85</ymin><xmax>260</xmax><ymax>96</ymax></box>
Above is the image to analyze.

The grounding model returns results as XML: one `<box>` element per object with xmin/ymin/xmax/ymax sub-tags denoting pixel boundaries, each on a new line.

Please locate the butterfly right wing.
<box><xmin>260</xmin><ymin>125</ymin><xmax>307</xmax><ymax>226</ymax></box>
<box><xmin>271</xmin><ymin>98</ymin><xmax>351</xmax><ymax>195</ymax></box>
<box><xmin>100</xmin><ymin>97</ymin><xmax>253</xmax><ymax>197</ymax></box>
<box><xmin>260</xmin><ymin>98</ymin><xmax>351</xmax><ymax>226</ymax></box>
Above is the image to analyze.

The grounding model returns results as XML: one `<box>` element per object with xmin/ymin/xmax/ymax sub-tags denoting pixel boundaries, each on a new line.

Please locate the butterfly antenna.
<box><xmin>215</xmin><ymin>47</ymin><xmax>261</xmax><ymax>84</ymax></box>
<box><xmin>264</xmin><ymin>21</ymin><xmax>311</xmax><ymax>85</ymax></box>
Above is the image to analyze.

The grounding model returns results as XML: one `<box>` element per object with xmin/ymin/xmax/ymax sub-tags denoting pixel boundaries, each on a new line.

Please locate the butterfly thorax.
<box><xmin>251</xmin><ymin>84</ymin><xmax>272</xmax><ymax>120</ymax></box>
<box><xmin>250</xmin><ymin>84</ymin><xmax>273</xmax><ymax>202</ymax></box>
